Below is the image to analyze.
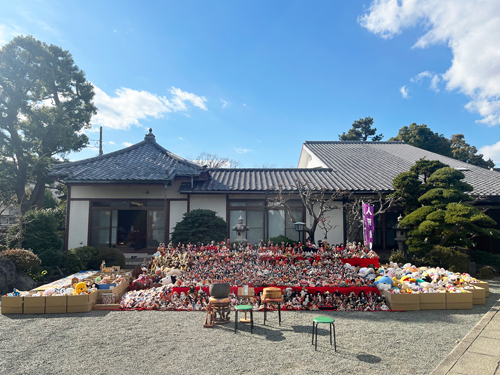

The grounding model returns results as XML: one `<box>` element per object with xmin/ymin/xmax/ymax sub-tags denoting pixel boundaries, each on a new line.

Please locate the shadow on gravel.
<box><xmin>356</xmin><ymin>353</ymin><xmax>381</xmax><ymax>363</ymax></box>
<box><xmin>213</xmin><ymin>321</ymin><xmax>287</xmax><ymax>342</ymax></box>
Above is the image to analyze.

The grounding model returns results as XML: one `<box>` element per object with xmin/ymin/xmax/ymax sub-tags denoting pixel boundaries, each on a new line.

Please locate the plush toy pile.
<box><xmin>374</xmin><ymin>262</ymin><xmax>486</xmax><ymax>294</ymax></box>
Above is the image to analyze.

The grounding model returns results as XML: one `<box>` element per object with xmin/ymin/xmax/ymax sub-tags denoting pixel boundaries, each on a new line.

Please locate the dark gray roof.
<box><xmin>179</xmin><ymin>168</ymin><xmax>344</xmax><ymax>192</ymax></box>
<box><xmin>49</xmin><ymin>131</ymin><xmax>203</xmax><ymax>183</ymax></box>
<box><xmin>304</xmin><ymin>141</ymin><xmax>500</xmax><ymax>196</ymax></box>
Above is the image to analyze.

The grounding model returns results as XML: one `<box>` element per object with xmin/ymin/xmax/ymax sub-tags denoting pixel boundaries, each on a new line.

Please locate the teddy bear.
<box><xmin>73</xmin><ymin>282</ymin><xmax>89</xmax><ymax>295</ymax></box>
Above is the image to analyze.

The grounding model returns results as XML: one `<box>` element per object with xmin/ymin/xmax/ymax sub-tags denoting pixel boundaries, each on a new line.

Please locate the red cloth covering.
<box><xmin>172</xmin><ymin>286</ymin><xmax>380</xmax><ymax>296</ymax></box>
<box><xmin>340</xmin><ymin>258</ymin><xmax>380</xmax><ymax>268</ymax></box>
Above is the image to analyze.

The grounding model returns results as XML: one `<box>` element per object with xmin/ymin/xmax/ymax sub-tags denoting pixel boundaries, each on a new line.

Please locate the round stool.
<box><xmin>311</xmin><ymin>317</ymin><xmax>336</xmax><ymax>351</ymax></box>
<box><xmin>234</xmin><ymin>305</ymin><xmax>253</xmax><ymax>334</ymax></box>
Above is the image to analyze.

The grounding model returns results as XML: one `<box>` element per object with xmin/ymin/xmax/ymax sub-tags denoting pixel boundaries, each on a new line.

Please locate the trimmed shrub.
<box><xmin>269</xmin><ymin>235</ymin><xmax>298</xmax><ymax>245</ymax></box>
<box><xmin>69</xmin><ymin>246</ymin><xmax>99</xmax><ymax>270</ymax></box>
<box><xmin>89</xmin><ymin>248</ymin><xmax>126</xmax><ymax>269</ymax></box>
<box><xmin>61</xmin><ymin>251</ymin><xmax>84</xmax><ymax>274</ymax></box>
<box><xmin>38</xmin><ymin>250</ymin><xmax>63</xmax><ymax>269</ymax></box>
<box><xmin>472</xmin><ymin>250</ymin><xmax>500</xmax><ymax>271</ymax></box>
<box><xmin>389</xmin><ymin>249</ymin><xmax>407</xmax><ymax>264</ymax></box>
<box><xmin>171</xmin><ymin>209</ymin><xmax>227</xmax><ymax>245</ymax></box>
<box><xmin>0</xmin><ymin>249</ymin><xmax>41</xmax><ymax>273</ymax></box>
<box><xmin>477</xmin><ymin>267</ymin><xmax>494</xmax><ymax>280</ymax></box>
<box><xmin>424</xmin><ymin>245</ymin><xmax>470</xmax><ymax>273</ymax></box>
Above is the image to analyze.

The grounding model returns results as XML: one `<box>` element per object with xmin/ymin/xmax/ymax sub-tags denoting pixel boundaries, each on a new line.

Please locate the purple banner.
<box><xmin>363</xmin><ymin>204</ymin><xmax>374</xmax><ymax>249</ymax></box>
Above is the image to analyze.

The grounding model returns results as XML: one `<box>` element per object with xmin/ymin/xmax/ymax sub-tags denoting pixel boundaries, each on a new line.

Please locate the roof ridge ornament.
<box><xmin>144</xmin><ymin>128</ymin><xmax>156</xmax><ymax>142</ymax></box>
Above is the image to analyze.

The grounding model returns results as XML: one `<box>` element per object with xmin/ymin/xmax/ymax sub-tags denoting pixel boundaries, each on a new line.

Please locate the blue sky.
<box><xmin>2</xmin><ymin>1</ymin><xmax>500</xmax><ymax>166</ymax></box>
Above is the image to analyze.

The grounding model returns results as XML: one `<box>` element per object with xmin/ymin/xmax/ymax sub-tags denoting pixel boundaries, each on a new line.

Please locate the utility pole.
<box><xmin>99</xmin><ymin>126</ymin><xmax>103</xmax><ymax>155</ymax></box>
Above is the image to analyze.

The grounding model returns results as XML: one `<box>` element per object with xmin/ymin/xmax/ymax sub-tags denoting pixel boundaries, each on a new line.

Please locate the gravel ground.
<box><xmin>1</xmin><ymin>278</ymin><xmax>499</xmax><ymax>375</ymax></box>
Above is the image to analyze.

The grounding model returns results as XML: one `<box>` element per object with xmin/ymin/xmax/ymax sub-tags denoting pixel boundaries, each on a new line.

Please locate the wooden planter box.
<box><xmin>382</xmin><ymin>290</ymin><xmax>420</xmax><ymax>311</ymax></box>
<box><xmin>419</xmin><ymin>292</ymin><xmax>446</xmax><ymax>310</ymax></box>
<box><xmin>446</xmin><ymin>291</ymin><xmax>473</xmax><ymax>310</ymax></box>
<box><xmin>1</xmin><ymin>296</ymin><xmax>23</xmax><ymax>314</ymax></box>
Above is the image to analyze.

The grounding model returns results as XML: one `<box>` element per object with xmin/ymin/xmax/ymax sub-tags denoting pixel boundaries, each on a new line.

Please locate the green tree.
<box><xmin>389</xmin><ymin>123</ymin><xmax>451</xmax><ymax>156</ymax></box>
<box><xmin>389</xmin><ymin>125</ymin><xmax>493</xmax><ymax>169</ymax></box>
<box><xmin>171</xmin><ymin>209</ymin><xmax>227</xmax><ymax>245</ymax></box>
<box><xmin>7</xmin><ymin>207</ymin><xmax>64</xmax><ymax>253</ymax></box>
<box><xmin>450</xmin><ymin>134</ymin><xmax>495</xmax><ymax>169</ymax></box>
<box><xmin>0</xmin><ymin>35</ymin><xmax>96</xmax><ymax>213</ymax></box>
<box><xmin>392</xmin><ymin>159</ymin><xmax>449</xmax><ymax>214</ymax></box>
<box><xmin>339</xmin><ymin>117</ymin><xmax>383</xmax><ymax>141</ymax></box>
<box><xmin>396</xmin><ymin>165</ymin><xmax>500</xmax><ymax>256</ymax></box>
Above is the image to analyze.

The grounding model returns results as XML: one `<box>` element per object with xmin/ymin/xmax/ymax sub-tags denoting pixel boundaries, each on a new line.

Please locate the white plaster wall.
<box><xmin>305</xmin><ymin>201</ymin><xmax>344</xmax><ymax>245</ymax></box>
<box><xmin>227</xmin><ymin>194</ymin><xmax>267</xmax><ymax>200</ymax></box>
<box><xmin>297</xmin><ymin>146</ymin><xmax>327</xmax><ymax>169</ymax></box>
<box><xmin>189</xmin><ymin>194</ymin><xmax>227</xmax><ymax>221</ymax></box>
<box><xmin>170</xmin><ymin>200</ymin><xmax>188</xmax><ymax>238</ymax></box>
<box><xmin>68</xmin><ymin>200</ymin><xmax>89</xmax><ymax>249</ymax></box>
<box><xmin>71</xmin><ymin>181</ymin><xmax>185</xmax><ymax>199</ymax></box>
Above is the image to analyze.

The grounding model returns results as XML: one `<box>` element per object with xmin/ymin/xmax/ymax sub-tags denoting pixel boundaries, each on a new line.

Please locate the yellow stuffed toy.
<box><xmin>73</xmin><ymin>282</ymin><xmax>89</xmax><ymax>295</ymax></box>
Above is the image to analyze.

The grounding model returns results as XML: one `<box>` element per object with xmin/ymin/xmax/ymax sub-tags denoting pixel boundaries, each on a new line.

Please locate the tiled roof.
<box><xmin>179</xmin><ymin>168</ymin><xmax>344</xmax><ymax>192</ymax></box>
<box><xmin>49</xmin><ymin>131</ymin><xmax>203</xmax><ymax>182</ymax></box>
<box><xmin>303</xmin><ymin>141</ymin><xmax>500</xmax><ymax>196</ymax></box>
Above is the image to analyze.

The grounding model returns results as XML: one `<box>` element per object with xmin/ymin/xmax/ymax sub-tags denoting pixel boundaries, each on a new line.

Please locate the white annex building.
<box><xmin>49</xmin><ymin>130</ymin><xmax>500</xmax><ymax>263</ymax></box>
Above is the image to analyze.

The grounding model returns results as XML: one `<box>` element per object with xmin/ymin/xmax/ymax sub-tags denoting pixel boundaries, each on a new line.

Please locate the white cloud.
<box><xmin>235</xmin><ymin>148</ymin><xmax>252</xmax><ymax>154</ymax></box>
<box><xmin>243</xmin><ymin>103</ymin><xmax>248</xmax><ymax>107</ymax></box>
<box><xmin>479</xmin><ymin>141</ymin><xmax>500</xmax><ymax>166</ymax></box>
<box><xmin>410</xmin><ymin>71</ymin><xmax>441</xmax><ymax>92</ymax></box>
<box><xmin>221</xmin><ymin>99</ymin><xmax>228</xmax><ymax>108</ymax></box>
<box><xmin>400</xmin><ymin>85</ymin><xmax>409</xmax><ymax>98</ymax></box>
<box><xmin>91</xmin><ymin>86</ymin><xmax>208</xmax><ymax>131</ymax></box>
<box><xmin>122</xmin><ymin>142</ymin><xmax>133</xmax><ymax>147</ymax></box>
<box><xmin>169</xmin><ymin>87</ymin><xmax>207</xmax><ymax>111</ymax></box>
<box><xmin>178</xmin><ymin>137</ymin><xmax>183</xmax><ymax>140</ymax></box>
<box><xmin>359</xmin><ymin>0</ymin><xmax>500</xmax><ymax>125</ymax></box>
<box><xmin>108</xmin><ymin>141</ymin><xmax>115</xmax><ymax>145</ymax></box>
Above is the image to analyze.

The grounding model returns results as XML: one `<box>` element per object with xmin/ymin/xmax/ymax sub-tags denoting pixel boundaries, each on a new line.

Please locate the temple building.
<box><xmin>49</xmin><ymin>129</ymin><xmax>500</xmax><ymax>263</ymax></box>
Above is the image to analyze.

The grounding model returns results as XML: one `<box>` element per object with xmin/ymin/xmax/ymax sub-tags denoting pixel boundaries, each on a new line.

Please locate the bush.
<box><xmin>389</xmin><ymin>249</ymin><xmax>407</xmax><ymax>264</ymax></box>
<box><xmin>89</xmin><ymin>248</ymin><xmax>126</xmax><ymax>269</ymax></box>
<box><xmin>477</xmin><ymin>267</ymin><xmax>494</xmax><ymax>280</ymax></box>
<box><xmin>424</xmin><ymin>245</ymin><xmax>470</xmax><ymax>273</ymax></box>
<box><xmin>269</xmin><ymin>235</ymin><xmax>298</xmax><ymax>245</ymax></box>
<box><xmin>0</xmin><ymin>249</ymin><xmax>41</xmax><ymax>273</ymax></box>
<box><xmin>472</xmin><ymin>250</ymin><xmax>500</xmax><ymax>271</ymax></box>
<box><xmin>38</xmin><ymin>250</ymin><xmax>63</xmax><ymax>269</ymax></box>
<box><xmin>171</xmin><ymin>209</ymin><xmax>227</xmax><ymax>245</ymax></box>
<box><xmin>61</xmin><ymin>251</ymin><xmax>84</xmax><ymax>274</ymax></box>
<box><xmin>69</xmin><ymin>246</ymin><xmax>99</xmax><ymax>270</ymax></box>
<box><xmin>8</xmin><ymin>208</ymin><xmax>64</xmax><ymax>254</ymax></box>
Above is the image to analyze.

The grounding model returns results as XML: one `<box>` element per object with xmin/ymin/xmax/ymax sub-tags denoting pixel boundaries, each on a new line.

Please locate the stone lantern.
<box><xmin>232</xmin><ymin>216</ymin><xmax>249</xmax><ymax>242</ymax></box>
<box><xmin>394</xmin><ymin>214</ymin><xmax>407</xmax><ymax>253</ymax></box>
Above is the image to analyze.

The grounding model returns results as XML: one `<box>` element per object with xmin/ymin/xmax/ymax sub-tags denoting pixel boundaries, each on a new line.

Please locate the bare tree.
<box><xmin>191</xmin><ymin>152</ymin><xmax>242</xmax><ymax>169</ymax></box>
<box><xmin>343</xmin><ymin>192</ymin><xmax>400</xmax><ymax>242</ymax></box>
<box><xmin>268</xmin><ymin>180</ymin><xmax>346</xmax><ymax>243</ymax></box>
<box><xmin>317</xmin><ymin>213</ymin><xmax>338</xmax><ymax>241</ymax></box>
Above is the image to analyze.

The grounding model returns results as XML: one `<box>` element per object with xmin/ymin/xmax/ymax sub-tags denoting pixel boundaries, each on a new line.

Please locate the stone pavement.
<box><xmin>431</xmin><ymin>299</ymin><xmax>500</xmax><ymax>375</ymax></box>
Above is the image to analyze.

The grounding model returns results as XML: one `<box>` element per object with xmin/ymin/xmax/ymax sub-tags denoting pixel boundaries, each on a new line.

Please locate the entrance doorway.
<box><xmin>117</xmin><ymin>210</ymin><xmax>147</xmax><ymax>250</ymax></box>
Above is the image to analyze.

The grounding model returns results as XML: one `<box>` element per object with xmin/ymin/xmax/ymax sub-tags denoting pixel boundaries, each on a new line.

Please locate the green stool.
<box><xmin>311</xmin><ymin>317</ymin><xmax>336</xmax><ymax>351</ymax></box>
<box><xmin>234</xmin><ymin>305</ymin><xmax>253</xmax><ymax>334</ymax></box>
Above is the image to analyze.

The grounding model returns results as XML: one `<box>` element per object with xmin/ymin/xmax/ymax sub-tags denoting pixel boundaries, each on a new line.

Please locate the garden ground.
<box><xmin>1</xmin><ymin>278</ymin><xmax>499</xmax><ymax>375</ymax></box>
